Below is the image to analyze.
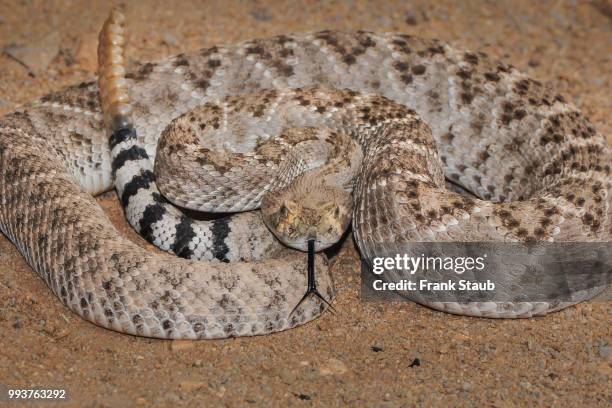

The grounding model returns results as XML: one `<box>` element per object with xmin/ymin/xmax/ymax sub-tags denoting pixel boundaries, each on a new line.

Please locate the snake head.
<box><xmin>261</xmin><ymin>183</ymin><xmax>352</xmax><ymax>252</ymax></box>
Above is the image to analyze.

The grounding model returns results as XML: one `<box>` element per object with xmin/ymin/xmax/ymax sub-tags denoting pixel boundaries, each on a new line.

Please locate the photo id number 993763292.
<box><xmin>0</xmin><ymin>384</ymin><xmax>68</xmax><ymax>401</ymax></box>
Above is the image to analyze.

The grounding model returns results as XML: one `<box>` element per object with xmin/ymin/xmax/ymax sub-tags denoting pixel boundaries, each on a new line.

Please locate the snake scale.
<box><xmin>0</xmin><ymin>9</ymin><xmax>609</xmax><ymax>339</ymax></box>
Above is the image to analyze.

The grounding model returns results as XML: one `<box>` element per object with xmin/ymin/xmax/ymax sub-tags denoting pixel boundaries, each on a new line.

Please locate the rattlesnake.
<box><xmin>0</xmin><ymin>9</ymin><xmax>609</xmax><ymax>339</ymax></box>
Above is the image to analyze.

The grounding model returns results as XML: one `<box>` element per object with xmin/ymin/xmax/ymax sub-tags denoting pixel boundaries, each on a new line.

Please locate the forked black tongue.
<box><xmin>289</xmin><ymin>238</ymin><xmax>335</xmax><ymax>317</ymax></box>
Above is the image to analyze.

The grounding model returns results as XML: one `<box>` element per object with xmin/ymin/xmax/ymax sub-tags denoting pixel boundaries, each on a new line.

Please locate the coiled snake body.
<box><xmin>0</xmin><ymin>11</ymin><xmax>609</xmax><ymax>338</ymax></box>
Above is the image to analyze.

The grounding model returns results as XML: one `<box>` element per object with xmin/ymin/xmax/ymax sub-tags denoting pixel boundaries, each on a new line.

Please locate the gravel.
<box><xmin>0</xmin><ymin>1</ymin><xmax>610</xmax><ymax>406</ymax></box>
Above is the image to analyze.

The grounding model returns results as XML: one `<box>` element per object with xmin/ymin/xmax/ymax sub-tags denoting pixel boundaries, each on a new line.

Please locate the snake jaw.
<box><xmin>289</xmin><ymin>238</ymin><xmax>335</xmax><ymax>319</ymax></box>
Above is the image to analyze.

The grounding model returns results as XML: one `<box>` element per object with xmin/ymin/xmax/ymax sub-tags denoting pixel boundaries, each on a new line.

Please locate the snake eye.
<box><xmin>327</xmin><ymin>226</ymin><xmax>334</xmax><ymax>234</ymax></box>
<box><xmin>287</xmin><ymin>226</ymin><xmax>296</xmax><ymax>235</ymax></box>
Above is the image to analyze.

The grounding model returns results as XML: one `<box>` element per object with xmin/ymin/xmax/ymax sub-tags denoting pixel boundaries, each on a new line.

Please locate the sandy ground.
<box><xmin>0</xmin><ymin>0</ymin><xmax>610</xmax><ymax>406</ymax></box>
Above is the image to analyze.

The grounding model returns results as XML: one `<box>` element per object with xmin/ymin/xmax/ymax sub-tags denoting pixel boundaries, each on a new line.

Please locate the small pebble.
<box><xmin>528</xmin><ymin>59</ymin><xmax>540</xmax><ymax>67</ymax></box>
<box><xmin>170</xmin><ymin>340</ymin><xmax>195</xmax><ymax>351</ymax></box>
<box><xmin>166</xmin><ymin>393</ymin><xmax>180</xmax><ymax>402</ymax></box>
<box><xmin>405</xmin><ymin>10</ymin><xmax>418</xmax><ymax>25</ymax></box>
<box><xmin>162</xmin><ymin>31</ymin><xmax>179</xmax><ymax>46</ymax></box>
<box><xmin>598</xmin><ymin>344</ymin><xmax>611</xmax><ymax>359</ymax></box>
<box><xmin>279</xmin><ymin>368</ymin><xmax>296</xmax><ymax>384</ymax></box>
<box><xmin>461</xmin><ymin>382</ymin><xmax>473</xmax><ymax>391</ymax></box>
<box><xmin>251</xmin><ymin>8</ymin><xmax>273</xmax><ymax>21</ymax></box>
<box><xmin>180</xmin><ymin>380</ymin><xmax>205</xmax><ymax>392</ymax></box>
<box><xmin>318</xmin><ymin>358</ymin><xmax>348</xmax><ymax>376</ymax></box>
